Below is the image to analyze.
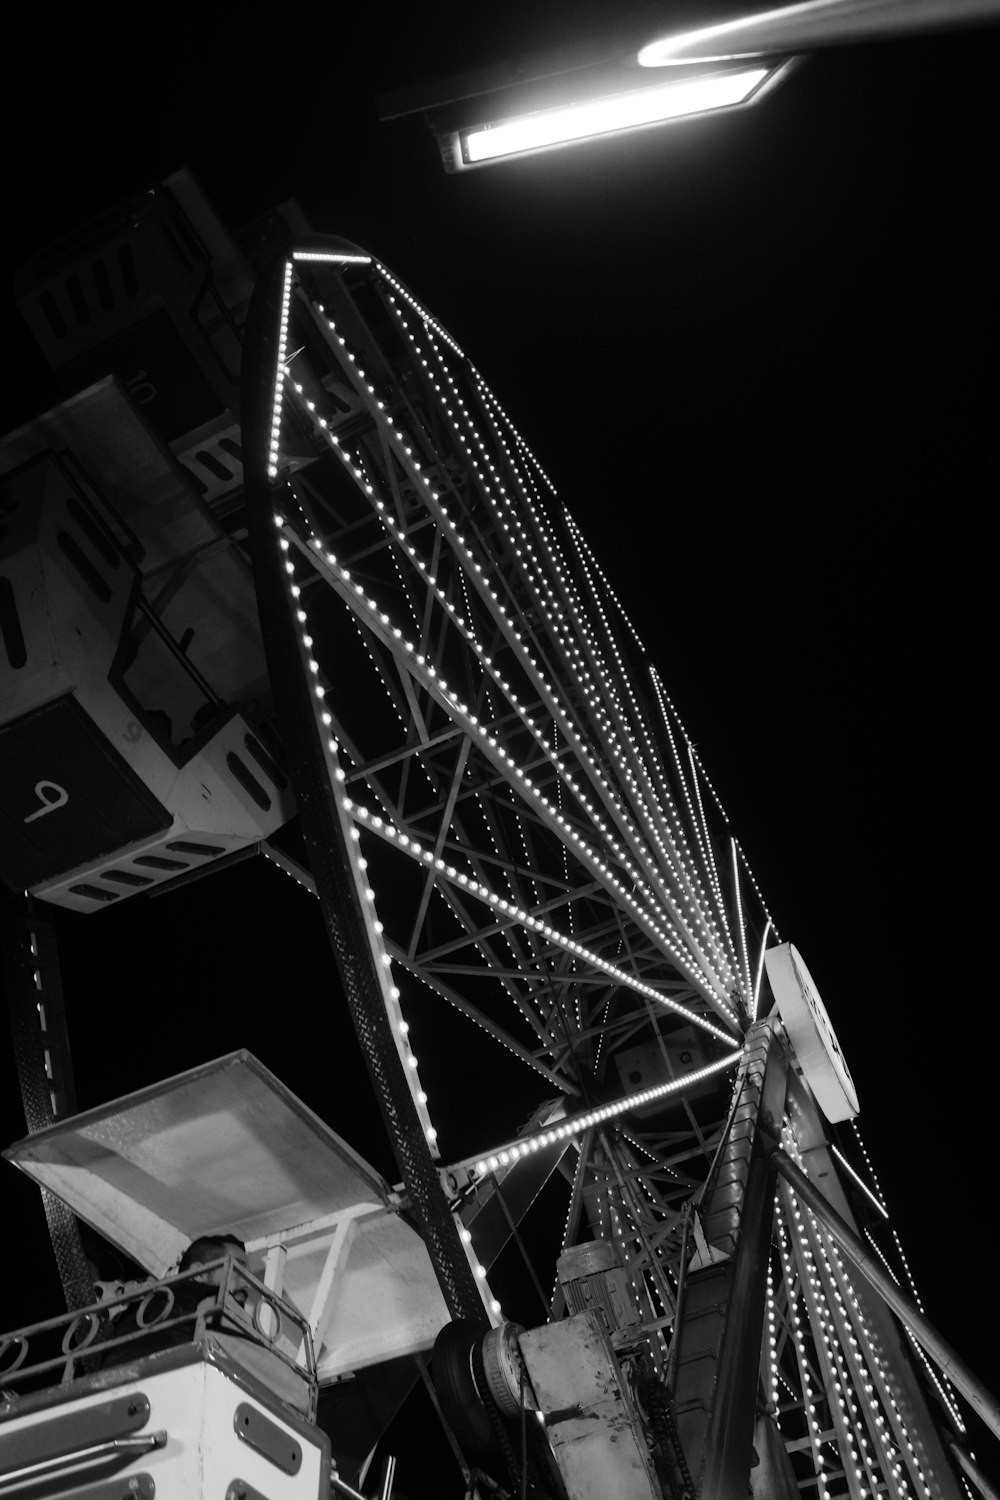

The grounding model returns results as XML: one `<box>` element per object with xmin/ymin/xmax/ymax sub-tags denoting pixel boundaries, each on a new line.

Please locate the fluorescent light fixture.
<box><xmin>460</xmin><ymin>66</ymin><xmax>772</xmax><ymax>166</ymax></box>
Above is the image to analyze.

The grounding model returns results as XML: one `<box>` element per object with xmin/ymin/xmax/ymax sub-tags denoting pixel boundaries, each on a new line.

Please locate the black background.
<box><xmin>1</xmin><ymin>3</ymin><xmax>995</xmax><ymax>1493</ymax></box>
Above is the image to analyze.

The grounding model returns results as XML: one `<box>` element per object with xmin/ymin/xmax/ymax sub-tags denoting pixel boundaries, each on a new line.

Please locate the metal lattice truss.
<box><xmin>258</xmin><ymin>247</ymin><xmax>963</xmax><ymax>1497</ymax></box>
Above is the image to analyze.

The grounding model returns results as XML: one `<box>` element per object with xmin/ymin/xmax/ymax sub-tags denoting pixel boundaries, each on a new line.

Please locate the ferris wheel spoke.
<box><xmin>386</xmin><ymin>951</ymin><xmax>576</xmax><ymax>1095</ymax></box>
<box><xmin>299</xmin><ymin>551</ymin><xmax>699</xmax><ymax>966</ymax></box>
<box><xmin>649</xmin><ymin>665</ymin><xmax>742</xmax><ymax>958</ymax></box>
<box><xmin>313</xmin><ymin>399</ymin><xmax>734</xmax><ymax>990</ymax></box>
<box><xmin>729</xmin><ymin>837</ymin><xmax>754</xmax><ymax>1008</ymax></box>
<box><xmin>292</xmin><ymin>499</ymin><xmax>741</xmax><ymax>1017</ymax></box>
<box><xmin>401</xmin><ymin>866</ymin><xmax>587</xmax><ymax>1055</ymax></box>
<box><xmin>553</xmin><ymin>531</ymin><xmax>723</xmax><ymax>924</ymax></box>
<box><xmin>687</xmin><ymin>741</ymin><xmax>746</xmax><ymax>991</ymax></box>
<box><xmin>406</xmin><ymin>925</ymin><xmax>560</xmax><ymax>1056</ymax></box>
<box><xmin>631</xmin><ymin>1117</ymin><xmax>722</xmax><ymax>1187</ymax></box>
<box><xmin>405</xmin><ymin>739</ymin><xmax>472</xmax><ymax>944</ymax></box>
<box><xmin>562</xmin><ymin>1133</ymin><xmax>591</xmax><ymax>1245</ymax></box>
<box><xmin>542</xmin><ymin>1005</ymin><xmax>647</xmax><ymax>1074</ymax></box>
<box><xmin>617</xmin><ymin>1131</ymin><xmax>697</xmax><ymax>1216</ymax></box>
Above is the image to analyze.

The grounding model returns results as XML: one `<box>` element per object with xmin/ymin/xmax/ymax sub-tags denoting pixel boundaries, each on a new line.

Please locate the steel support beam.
<box><xmin>669</xmin><ymin>1020</ymin><xmax>787</xmax><ymax>1499</ymax></box>
<box><xmin>1</xmin><ymin>894</ymin><xmax>93</xmax><ymax>1311</ymax></box>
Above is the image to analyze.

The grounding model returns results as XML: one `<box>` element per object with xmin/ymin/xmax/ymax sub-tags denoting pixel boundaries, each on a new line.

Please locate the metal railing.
<box><xmin>0</xmin><ymin>1257</ymin><xmax>317</xmax><ymax>1412</ymax></box>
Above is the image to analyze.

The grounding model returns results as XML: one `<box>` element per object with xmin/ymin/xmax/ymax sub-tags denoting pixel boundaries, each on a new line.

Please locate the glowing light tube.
<box><xmin>463</xmin><ymin>69</ymin><xmax>769</xmax><ymax>163</ymax></box>
<box><xmin>291</xmin><ymin>251</ymin><xmax>371</xmax><ymax>264</ymax></box>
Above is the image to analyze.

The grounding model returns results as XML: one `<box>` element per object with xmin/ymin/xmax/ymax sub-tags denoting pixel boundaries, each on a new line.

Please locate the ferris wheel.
<box><xmin>235</xmin><ymin>244</ymin><xmax>980</xmax><ymax>1500</ymax></box>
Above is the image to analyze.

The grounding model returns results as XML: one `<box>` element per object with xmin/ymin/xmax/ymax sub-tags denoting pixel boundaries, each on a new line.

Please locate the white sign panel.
<box><xmin>765</xmin><ymin>943</ymin><xmax>859</xmax><ymax>1122</ymax></box>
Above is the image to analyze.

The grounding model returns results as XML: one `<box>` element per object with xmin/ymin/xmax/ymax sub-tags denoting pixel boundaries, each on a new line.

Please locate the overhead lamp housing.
<box><xmin>378</xmin><ymin>51</ymin><xmax>799</xmax><ymax>173</ymax></box>
<box><xmin>461</xmin><ymin>64</ymin><xmax>786</xmax><ymax>167</ymax></box>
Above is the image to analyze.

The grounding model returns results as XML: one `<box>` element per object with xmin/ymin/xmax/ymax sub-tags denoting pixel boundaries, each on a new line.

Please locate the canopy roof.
<box><xmin>4</xmin><ymin>1050</ymin><xmax>450</xmax><ymax>1378</ymax></box>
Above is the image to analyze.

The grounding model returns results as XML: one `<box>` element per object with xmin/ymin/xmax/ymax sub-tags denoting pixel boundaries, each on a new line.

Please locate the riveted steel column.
<box><xmin>2</xmin><ymin>893</ymin><xmax>93</xmax><ymax>1311</ymax></box>
<box><xmin>701</xmin><ymin>1020</ymin><xmax>778</xmax><ymax>1256</ymax></box>
<box><xmin>670</xmin><ymin>1019</ymin><xmax>787</xmax><ymax>1500</ymax></box>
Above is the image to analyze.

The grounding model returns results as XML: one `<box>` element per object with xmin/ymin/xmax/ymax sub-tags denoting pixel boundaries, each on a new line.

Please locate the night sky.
<box><xmin>1</xmin><ymin>2</ymin><xmax>996</xmax><ymax>1491</ymax></box>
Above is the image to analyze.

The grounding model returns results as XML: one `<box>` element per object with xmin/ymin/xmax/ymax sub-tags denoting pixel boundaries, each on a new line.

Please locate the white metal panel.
<box><xmin>765</xmin><ymin>943</ymin><xmax>859</xmax><ymax>1122</ymax></box>
<box><xmin>520</xmin><ymin>1312</ymin><xmax>663</xmax><ymax>1500</ymax></box>
<box><xmin>3</xmin><ymin>1052</ymin><xmax>390</xmax><ymax>1274</ymax></box>
<box><xmin>268</xmin><ymin>1207</ymin><xmax>450</xmax><ymax>1379</ymax></box>
<box><xmin>0</xmin><ymin>1355</ymin><xmax>327</xmax><ymax>1498</ymax></box>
